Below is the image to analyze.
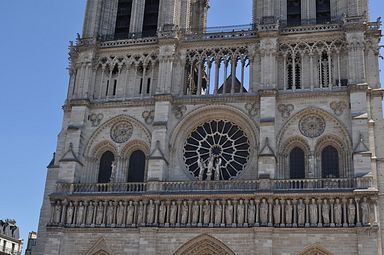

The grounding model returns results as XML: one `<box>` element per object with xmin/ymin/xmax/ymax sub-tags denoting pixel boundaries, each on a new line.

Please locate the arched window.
<box><xmin>287</xmin><ymin>54</ymin><xmax>301</xmax><ymax>90</ymax></box>
<box><xmin>115</xmin><ymin>0</ymin><xmax>133</xmax><ymax>40</ymax></box>
<box><xmin>290</xmin><ymin>147</ymin><xmax>305</xmax><ymax>179</ymax></box>
<box><xmin>321</xmin><ymin>146</ymin><xmax>339</xmax><ymax>178</ymax></box>
<box><xmin>319</xmin><ymin>51</ymin><xmax>332</xmax><ymax>88</ymax></box>
<box><xmin>287</xmin><ymin>0</ymin><xmax>302</xmax><ymax>26</ymax></box>
<box><xmin>98</xmin><ymin>151</ymin><xmax>115</xmax><ymax>183</ymax></box>
<box><xmin>142</xmin><ymin>0</ymin><xmax>160</xmax><ymax>37</ymax></box>
<box><xmin>316</xmin><ymin>0</ymin><xmax>331</xmax><ymax>24</ymax></box>
<box><xmin>128</xmin><ymin>150</ymin><xmax>146</xmax><ymax>182</ymax></box>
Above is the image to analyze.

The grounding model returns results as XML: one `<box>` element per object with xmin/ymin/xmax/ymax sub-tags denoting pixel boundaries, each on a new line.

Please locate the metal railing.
<box><xmin>56</xmin><ymin>177</ymin><xmax>373</xmax><ymax>195</ymax></box>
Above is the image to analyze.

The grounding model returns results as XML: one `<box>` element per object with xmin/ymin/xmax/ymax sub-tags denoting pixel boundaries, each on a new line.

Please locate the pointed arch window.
<box><xmin>127</xmin><ymin>150</ymin><xmax>146</xmax><ymax>182</ymax></box>
<box><xmin>115</xmin><ymin>0</ymin><xmax>133</xmax><ymax>40</ymax></box>
<box><xmin>142</xmin><ymin>0</ymin><xmax>160</xmax><ymax>37</ymax></box>
<box><xmin>316</xmin><ymin>0</ymin><xmax>331</xmax><ymax>24</ymax></box>
<box><xmin>321</xmin><ymin>146</ymin><xmax>339</xmax><ymax>178</ymax></box>
<box><xmin>319</xmin><ymin>52</ymin><xmax>332</xmax><ymax>88</ymax></box>
<box><xmin>98</xmin><ymin>151</ymin><xmax>115</xmax><ymax>183</ymax></box>
<box><xmin>289</xmin><ymin>147</ymin><xmax>305</xmax><ymax>179</ymax></box>
<box><xmin>287</xmin><ymin>54</ymin><xmax>301</xmax><ymax>90</ymax></box>
<box><xmin>287</xmin><ymin>0</ymin><xmax>302</xmax><ymax>26</ymax></box>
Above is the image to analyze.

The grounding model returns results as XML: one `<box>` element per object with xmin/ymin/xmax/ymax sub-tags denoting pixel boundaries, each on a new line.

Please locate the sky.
<box><xmin>0</xmin><ymin>0</ymin><xmax>382</xmax><ymax>251</ymax></box>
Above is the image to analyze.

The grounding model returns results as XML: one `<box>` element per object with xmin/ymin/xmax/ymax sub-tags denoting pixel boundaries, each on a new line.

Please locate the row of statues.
<box><xmin>50</xmin><ymin>197</ymin><xmax>374</xmax><ymax>228</ymax></box>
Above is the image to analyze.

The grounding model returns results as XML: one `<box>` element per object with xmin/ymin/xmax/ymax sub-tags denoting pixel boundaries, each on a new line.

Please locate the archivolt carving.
<box><xmin>96</xmin><ymin>52</ymin><xmax>158</xmax><ymax>71</ymax></box>
<box><xmin>85</xmin><ymin>237</ymin><xmax>112</xmax><ymax>255</ymax></box>
<box><xmin>174</xmin><ymin>234</ymin><xmax>235</xmax><ymax>255</ymax></box>
<box><xmin>279</xmin><ymin>40</ymin><xmax>345</xmax><ymax>55</ymax></box>
<box><xmin>121</xmin><ymin>140</ymin><xmax>150</xmax><ymax>159</ymax></box>
<box><xmin>280</xmin><ymin>136</ymin><xmax>310</xmax><ymax>156</ymax></box>
<box><xmin>85</xmin><ymin>115</ymin><xmax>151</xmax><ymax>157</ymax></box>
<box><xmin>90</xmin><ymin>141</ymin><xmax>118</xmax><ymax>158</ymax></box>
<box><xmin>297</xmin><ymin>244</ymin><xmax>334</xmax><ymax>255</ymax></box>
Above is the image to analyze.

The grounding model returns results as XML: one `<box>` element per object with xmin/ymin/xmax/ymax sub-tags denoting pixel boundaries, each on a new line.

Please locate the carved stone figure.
<box><xmin>214</xmin><ymin>201</ymin><xmax>222</xmax><ymax>225</ymax></box>
<box><xmin>297</xmin><ymin>199</ymin><xmax>305</xmax><ymax>225</ymax></box>
<box><xmin>322</xmin><ymin>199</ymin><xmax>330</xmax><ymax>225</ymax></box>
<box><xmin>273</xmin><ymin>199</ymin><xmax>281</xmax><ymax>225</ymax></box>
<box><xmin>106</xmin><ymin>201</ymin><xmax>114</xmax><ymax>225</ymax></box>
<box><xmin>203</xmin><ymin>200</ymin><xmax>211</xmax><ymax>225</ymax></box>
<box><xmin>86</xmin><ymin>201</ymin><xmax>94</xmax><ymax>225</ymax></box>
<box><xmin>192</xmin><ymin>201</ymin><xmax>199</xmax><ymax>225</ymax></box>
<box><xmin>66</xmin><ymin>202</ymin><xmax>74</xmax><ymax>225</ymax></box>
<box><xmin>248</xmin><ymin>200</ymin><xmax>256</xmax><ymax>225</ymax></box>
<box><xmin>76</xmin><ymin>201</ymin><xmax>85</xmax><ymax>225</ymax></box>
<box><xmin>54</xmin><ymin>201</ymin><xmax>62</xmax><ymax>224</ymax></box>
<box><xmin>334</xmin><ymin>199</ymin><xmax>342</xmax><ymax>225</ymax></box>
<box><xmin>146</xmin><ymin>200</ymin><xmax>155</xmax><ymax>225</ymax></box>
<box><xmin>137</xmin><ymin>201</ymin><xmax>144</xmax><ymax>225</ymax></box>
<box><xmin>225</xmin><ymin>200</ymin><xmax>234</xmax><ymax>225</ymax></box>
<box><xmin>206</xmin><ymin>156</ymin><xmax>215</xmax><ymax>181</ymax></box>
<box><xmin>285</xmin><ymin>200</ymin><xmax>293</xmax><ymax>225</ymax></box>
<box><xmin>214</xmin><ymin>158</ymin><xmax>222</xmax><ymax>181</ymax></box>
<box><xmin>126</xmin><ymin>201</ymin><xmax>134</xmax><ymax>225</ymax></box>
<box><xmin>198</xmin><ymin>158</ymin><xmax>206</xmax><ymax>181</ymax></box>
<box><xmin>116</xmin><ymin>201</ymin><xmax>125</xmax><ymax>225</ymax></box>
<box><xmin>348</xmin><ymin>199</ymin><xmax>356</xmax><ymax>225</ymax></box>
<box><xmin>237</xmin><ymin>200</ymin><xmax>245</xmax><ymax>225</ymax></box>
<box><xmin>361</xmin><ymin>197</ymin><xmax>370</xmax><ymax>225</ymax></box>
<box><xmin>96</xmin><ymin>202</ymin><xmax>104</xmax><ymax>225</ymax></box>
<box><xmin>309</xmin><ymin>199</ymin><xmax>318</xmax><ymax>225</ymax></box>
<box><xmin>170</xmin><ymin>201</ymin><xmax>178</xmax><ymax>225</ymax></box>
<box><xmin>260</xmin><ymin>199</ymin><xmax>268</xmax><ymax>225</ymax></box>
<box><xmin>110</xmin><ymin>161</ymin><xmax>117</xmax><ymax>182</ymax></box>
<box><xmin>181</xmin><ymin>201</ymin><xmax>189</xmax><ymax>225</ymax></box>
<box><xmin>158</xmin><ymin>201</ymin><xmax>166</xmax><ymax>225</ymax></box>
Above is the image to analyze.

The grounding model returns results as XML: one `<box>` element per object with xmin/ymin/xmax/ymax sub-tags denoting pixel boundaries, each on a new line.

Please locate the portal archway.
<box><xmin>174</xmin><ymin>234</ymin><xmax>235</xmax><ymax>255</ymax></box>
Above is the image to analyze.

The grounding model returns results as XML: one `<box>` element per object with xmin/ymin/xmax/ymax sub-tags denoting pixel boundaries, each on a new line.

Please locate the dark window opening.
<box><xmin>321</xmin><ymin>146</ymin><xmax>339</xmax><ymax>178</ymax></box>
<box><xmin>319</xmin><ymin>52</ymin><xmax>331</xmax><ymax>87</ymax></box>
<box><xmin>128</xmin><ymin>150</ymin><xmax>146</xmax><ymax>182</ymax></box>
<box><xmin>106</xmin><ymin>80</ymin><xmax>110</xmax><ymax>96</ymax></box>
<box><xmin>287</xmin><ymin>0</ymin><xmax>302</xmax><ymax>26</ymax></box>
<box><xmin>98</xmin><ymin>151</ymin><xmax>115</xmax><ymax>183</ymax></box>
<box><xmin>287</xmin><ymin>55</ymin><xmax>301</xmax><ymax>89</ymax></box>
<box><xmin>115</xmin><ymin>0</ymin><xmax>133</xmax><ymax>40</ymax></box>
<box><xmin>142</xmin><ymin>0</ymin><xmax>159</xmax><ymax>37</ymax></box>
<box><xmin>316</xmin><ymin>0</ymin><xmax>331</xmax><ymax>24</ymax></box>
<box><xmin>146</xmin><ymin>78</ymin><xmax>151</xmax><ymax>94</ymax></box>
<box><xmin>139</xmin><ymin>78</ymin><xmax>143</xmax><ymax>94</ymax></box>
<box><xmin>290</xmin><ymin>147</ymin><xmax>305</xmax><ymax>179</ymax></box>
<box><xmin>113</xmin><ymin>80</ymin><xmax>117</xmax><ymax>96</ymax></box>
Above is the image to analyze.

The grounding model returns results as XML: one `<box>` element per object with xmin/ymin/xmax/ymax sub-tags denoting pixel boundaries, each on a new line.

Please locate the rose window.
<box><xmin>183</xmin><ymin>120</ymin><xmax>250</xmax><ymax>180</ymax></box>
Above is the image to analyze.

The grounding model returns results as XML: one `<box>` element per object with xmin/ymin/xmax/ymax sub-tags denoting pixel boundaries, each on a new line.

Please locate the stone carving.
<box><xmin>225</xmin><ymin>200</ymin><xmax>234</xmax><ymax>225</ymax></box>
<box><xmin>299</xmin><ymin>115</ymin><xmax>326</xmax><ymax>138</ymax></box>
<box><xmin>191</xmin><ymin>201</ymin><xmax>199</xmax><ymax>225</ymax></box>
<box><xmin>248</xmin><ymin>200</ymin><xmax>256</xmax><ymax>225</ymax></box>
<box><xmin>322</xmin><ymin>199</ymin><xmax>330</xmax><ymax>225</ymax></box>
<box><xmin>66</xmin><ymin>202</ymin><xmax>74</xmax><ymax>225</ymax></box>
<box><xmin>76</xmin><ymin>202</ymin><xmax>85</xmax><ymax>225</ymax></box>
<box><xmin>214</xmin><ymin>158</ymin><xmax>222</xmax><ymax>181</ymax></box>
<box><xmin>110</xmin><ymin>161</ymin><xmax>117</xmax><ymax>182</ymax></box>
<box><xmin>89</xmin><ymin>113</ymin><xmax>104</xmax><ymax>127</ymax></box>
<box><xmin>181</xmin><ymin>201</ymin><xmax>189</xmax><ymax>225</ymax></box>
<box><xmin>54</xmin><ymin>201</ymin><xmax>62</xmax><ymax>224</ymax></box>
<box><xmin>106</xmin><ymin>201</ymin><xmax>114</xmax><ymax>225</ymax></box>
<box><xmin>330</xmin><ymin>101</ymin><xmax>348</xmax><ymax>116</ymax></box>
<box><xmin>334</xmin><ymin>199</ymin><xmax>342</xmax><ymax>226</ymax></box>
<box><xmin>206</xmin><ymin>156</ymin><xmax>215</xmax><ymax>181</ymax></box>
<box><xmin>348</xmin><ymin>199</ymin><xmax>356</xmax><ymax>225</ymax></box>
<box><xmin>126</xmin><ymin>201</ymin><xmax>134</xmax><ymax>225</ymax></box>
<box><xmin>245</xmin><ymin>102</ymin><xmax>258</xmax><ymax>117</ymax></box>
<box><xmin>110</xmin><ymin>121</ymin><xmax>133</xmax><ymax>143</ymax></box>
<box><xmin>203</xmin><ymin>201</ymin><xmax>211</xmax><ymax>225</ymax></box>
<box><xmin>309</xmin><ymin>199</ymin><xmax>318</xmax><ymax>225</ymax></box>
<box><xmin>278</xmin><ymin>104</ymin><xmax>294</xmax><ymax>119</ymax></box>
<box><xmin>237</xmin><ymin>200</ymin><xmax>245</xmax><ymax>225</ymax></box>
<box><xmin>198</xmin><ymin>158</ymin><xmax>206</xmax><ymax>181</ymax></box>
<box><xmin>285</xmin><ymin>200</ymin><xmax>293</xmax><ymax>225</ymax></box>
<box><xmin>147</xmin><ymin>200</ymin><xmax>155</xmax><ymax>225</ymax></box>
<box><xmin>159</xmin><ymin>201</ymin><xmax>166</xmax><ymax>225</ymax></box>
<box><xmin>137</xmin><ymin>202</ymin><xmax>144</xmax><ymax>225</ymax></box>
<box><xmin>361</xmin><ymin>197</ymin><xmax>370</xmax><ymax>225</ymax></box>
<box><xmin>297</xmin><ymin>199</ymin><xmax>305</xmax><ymax>226</ymax></box>
<box><xmin>170</xmin><ymin>201</ymin><xmax>178</xmax><ymax>225</ymax></box>
<box><xmin>86</xmin><ymin>201</ymin><xmax>94</xmax><ymax>225</ymax></box>
<box><xmin>260</xmin><ymin>199</ymin><xmax>268</xmax><ymax>225</ymax></box>
<box><xmin>273</xmin><ymin>199</ymin><xmax>281</xmax><ymax>225</ymax></box>
<box><xmin>214</xmin><ymin>201</ymin><xmax>222</xmax><ymax>225</ymax></box>
<box><xmin>116</xmin><ymin>201</ymin><xmax>125</xmax><ymax>225</ymax></box>
<box><xmin>142</xmin><ymin>110</ymin><xmax>155</xmax><ymax>125</ymax></box>
<box><xmin>172</xmin><ymin>105</ymin><xmax>187</xmax><ymax>119</ymax></box>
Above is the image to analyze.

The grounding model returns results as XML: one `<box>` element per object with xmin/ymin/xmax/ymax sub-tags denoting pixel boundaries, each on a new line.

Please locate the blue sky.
<box><xmin>0</xmin><ymin>0</ymin><xmax>382</xmax><ymax>250</ymax></box>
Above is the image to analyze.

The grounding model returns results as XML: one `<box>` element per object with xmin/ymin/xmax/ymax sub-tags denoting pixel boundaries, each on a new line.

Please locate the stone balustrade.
<box><xmin>48</xmin><ymin>193</ymin><xmax>377</xmax><ymax>229</ymax></box>
<box><xmin>56</xmin><ymin>177</ymin><xmax>373</xmax><ymax>195</ymax></box>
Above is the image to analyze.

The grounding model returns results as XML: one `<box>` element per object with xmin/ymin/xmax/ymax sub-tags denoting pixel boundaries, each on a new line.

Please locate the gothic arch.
<box><xmin>85</xmin><ymin>237</ymin><xmax>112</xmax><ymax>255</ymax></box>
<box><xmin>297</xmin><ymin>244</ymin><xmax>334</xmax><ymax>255</ymax></box>
<box><xmin>121</xmin><ymin>140</ymin><xmax>150</xmax><ymax>160</ymax></box>
<box><xmin>91</xmin><ymin>141</ymin><xmax>118</xmax><ymax>159</ymax></box>
<box><xmin>174</xmin><ymin>234</ymin><xmax>235</xmax><ymax>255</ymax></box>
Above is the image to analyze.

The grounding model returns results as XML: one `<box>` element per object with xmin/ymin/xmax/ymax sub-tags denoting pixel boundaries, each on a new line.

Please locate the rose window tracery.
<box><xmin>110</xmin><ymin>122</ymin><xmax>133</xmax><ymax>143</ymax></box>
<box><xmin>183</xmin><ymin>120</ymin><xmax>250</xmax><ymax>180</ymax></box>
<box><xmin>299</xmin><ymin>115</ymin><xmax>326</xmax><ymax>138</ymax></box>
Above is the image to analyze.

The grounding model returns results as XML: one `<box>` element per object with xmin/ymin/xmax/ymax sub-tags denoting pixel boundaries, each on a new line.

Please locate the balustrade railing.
<box><xmin>56</xmin><ymin>177</ymin><xmax>373</xmax><ymax>195</ymax></box>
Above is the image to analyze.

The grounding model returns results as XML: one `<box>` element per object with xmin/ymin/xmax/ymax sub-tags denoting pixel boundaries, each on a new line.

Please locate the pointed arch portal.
<box><xmin>174</xmin><ymin>234</ymin><xmax>235</xmax><ymax>255</ymax></box>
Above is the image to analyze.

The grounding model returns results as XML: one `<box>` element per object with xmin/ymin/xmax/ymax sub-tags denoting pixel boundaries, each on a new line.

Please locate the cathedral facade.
<box><xmin>34</xmin><ymin>0</ymin><xmax>384</xmax><ymax>254</ymax></box>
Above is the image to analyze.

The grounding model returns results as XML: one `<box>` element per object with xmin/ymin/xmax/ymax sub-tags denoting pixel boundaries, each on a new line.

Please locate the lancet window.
<box><xmin>318</xmin><ymin>51</ymin><xmax>332</xmax><ymax>88</ymax></box>
<box><xmin>286</xmin><ymin>54</ymin><xmax>301</xmax><ymax>90</ymax></box>
<box><xmin>287</xmin><ymin>0</ymin><xmax>302</xmax><ymax>26</ymax></box>
<box><xmin>127</xmin><ymin>150</ymin><xmax>146</xmax><ymax>182</ymax></box>
<box><xmin>321</xmin><ymin>146</ymin><xmax>339</xmax><ymax>178</ymax></box>
<box><xmin>98</xmin><ymin>151</ymin><xmax>115</xmax><ymax>183</ymax></box>
<box><xmin>289</xmin><ymin>147</ymin><xmax>306</xmax><ymax>179</ymax></box>
<box><xmin>316</xmin><ymin>0</ymin><xmax>331</xmax><ymax>24</ymax></box>
<box><xmin>142</xmin><ymin>0</ymin><xmax>160</xmax><ymax>37</ymax></box>
<box><xmin>115</xmin><ymin>0</ymin><xmax>133</xmax><ymax>40</ymax></box>
<box><xmin>184</xmin><ymin>48</ymin><xmax>250</xmax><ymax>96</ymax></box>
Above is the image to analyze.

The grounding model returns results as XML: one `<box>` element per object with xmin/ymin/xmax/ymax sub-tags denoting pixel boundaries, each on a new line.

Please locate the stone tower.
<box><xmin>34</xmin><ymin>0</ymin><xmax>383</xmax><ymax>254</ymax></box>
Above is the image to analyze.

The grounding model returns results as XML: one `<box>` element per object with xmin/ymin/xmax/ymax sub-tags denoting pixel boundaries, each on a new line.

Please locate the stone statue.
<box><xmin>170</xmin><ymin>201</ymin><xmax>178</xmax><ymax>225</ymax></box>
<box><xmin>137</xmin><ymin>201</ymin><xmax>144</xmax><ymax>225</ymax></box>
<box><xmin>334</xmin><ymin>199</ymin><xmax>342</xmax><ymax>226</ymax></box>
<box><xmin>192</xmin><ymin>201</ymin><xmax>199</xmax><ymax>225</ymax></box>
<box><xmin>322</xmin><ymin>199</ymin><xmax>330</xmax><ymax>225</ymax></box>
<box><xmin>273</xmin><ymin>199</ymin><xmax>281</xmax><ymax>225</ymax></box>
<box><xmin>106</xmin><ymin>201</ymin><xmax>114</xmax><ymax>225</ymax></box>
<box><xmin>146</xmin><ymin>200</ymin><xmax>155</xmax><ymax>225</ymax></box>
<box><xmin>86</xmin><ymin>201</ymin><xmax>94</xmax><ymax>225</ymax></box>
<box><xmin>361</xmin><ymin>197</ymin><xmax>370</xmax><ymax>225</ymax></box>
<box><xmin>214</xmin><ymin>158</ymin><xmax>222</xmax><ymax>181</ymax></box>
<box><xmin>76</xmin><ymin>201</ymin><xmax>85</xmax><ymax>225</ymax></box>
<box><xmin>206</xmin><ymin>156</ymin><xmax>215</xmax><ymax>181</ymax></box>
<box><xmin>348</xmin><ymin>199</ymin><xmax>356</xmax><ymax>225</ymax></box>
<box><xmin>297</xmin><ymin>199</ymin><xmax>305</xmax><ymax>226</ymax></box>
<box><xmin>203</xmin><ymin>200</ymin><xmax>211</xmax><ymax>225</ymax></box>
<box><xmin>110</xmin><ymin>161</ymin><xmax>117</xmax><ymax>182</ymax></box>
<box><xmin>116</xmin><ymin>201</ymin><xmax>125</xmax><ymax>225</ymax></box>
<box><xmin>248</xmin><ymin>200</ymin><xmax>256</xmax><ymax>225</ymax></box>
<box><xmin>198</xmin><ymin>158</ymin><xmax>206</xmax><ymax>181</ymax></box>
<box><xmin>66</xmin><ymin>202</ymin><xmax>74</xmax><ymax>225</ymax></box>
<box><xmin>181</xmin><ymin>201</ymin><xmax>189</xmax><ymax>225</ymax></box>
<box><xmin>126</xmin><ymin>201</ymin><xmax>134</xmax><ymax>225</ymax></box>
<box><xmin>309</xmin><ymin>199</ymin><xmax>318</xmax><ymax>225</ymax></box>
<box><xmin>96</xmin><ymin>202</ymin><xmax>104</xmax><ymax>225</ymax></box>
<box><xmin>260</xmin><ymin>199</ymin><xmax>268</xmax><ymax>225</ymax></box>
<box><xmin>158</xmin><ymin>201</ymin><xmax>166</xmax><ymax>225</ymax></box>
<box><xmin>214</xmin><ymin>200</ymin><xmax>222</xmax><ymax>225</ymax></box>
<box><xmin>225</xmin><ymin>200</ymin><xmax>234</xmax><ymax>225</ymax></box>
<box><xmin>54</xmin><ymin>201</ymin><xmax>62</xmax><ymax>224</ymax></box>
<box><xmin>237</xmin><ymin>200</ymin><xmax>245</xmax><ymax>225</ymax></box>
<box><xmin>285</xmin><ymin>200</ymin><xmax>293</xmax><ymax>225</ymax></box>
